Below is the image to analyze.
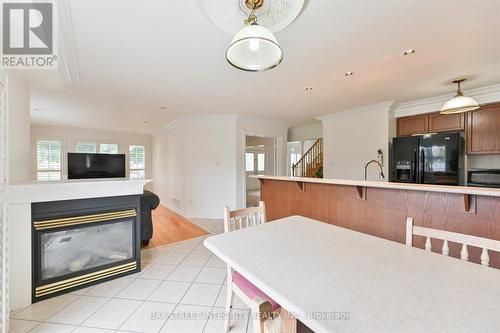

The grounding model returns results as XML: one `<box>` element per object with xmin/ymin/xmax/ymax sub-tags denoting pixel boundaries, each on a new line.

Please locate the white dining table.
<box><xmin>203</xmin><ymin>215</ymin><xmax>500</xmax><ymax>333</ymax></box>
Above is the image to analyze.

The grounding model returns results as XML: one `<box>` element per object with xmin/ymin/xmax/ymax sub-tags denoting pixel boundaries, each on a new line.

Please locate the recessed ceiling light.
<box><xmin>160</xmin><ymin>106</ymin><xmax>167</xmax><ymax>110</ymax></box>
<box><xmin>144</xmin><ymin>121</ymin><xmax>151</xmax><ymax>124</ymax></box>
<box><xmin>33</xmin><ymin>107</ymin><xmax>42</xmax><ymax>111</ymax></box>
<box><xmin>305</xmin><ymin>87</ymin><xmax>313</xmax><ymax>91</ymax></box>
<box><xmin>345</xmin><ymin>71</ymin><xmax>354</xmax><ymax>77</ymax></box>
<box><xmin>403</xmin><ymin>49</ymin><xmax>416</xmax><ymax>56</ymax></box>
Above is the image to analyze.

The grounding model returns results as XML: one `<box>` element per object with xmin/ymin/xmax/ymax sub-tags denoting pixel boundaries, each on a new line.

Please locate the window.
<box><xmin>290</xmin><ymin>152</ymin><xmax>301</xmax><ymax>165</ymax></box>
<box><xmin>257</xmin><ymin>153</ymin><xmax>265</xmax><ymax>172</ymax></box>
<box><xmin>129</xmin><ymin>145</ymin><xmax>145</xmax><ymax>179</ymax></box>
<box><xmin>245</xmin><ymin>153</ymin><xmax>254</xmax><ymax>172</ymax></box>
<box><xmin>287</xmin><ymin>141</ymin><xmax>302</xmax><ymax>176</ymax></box>
<box><xmin>289</xmin><ymin>152</ymin><xmax>302</xmax><ymax>175</ymax></box>
<box><xmin>75</xmin><ymin>141</ymin><xmax>97</xmax><ymax>153</ymax></box>
<box><xmin>37</xmin><ymin>140</ymin><xmax>62</xmax><ymax>181</ymax></box>
<box><xmin>99</xmin><ymin>143</ymin><xmax>119</xmax><ymax>154</ymax></box>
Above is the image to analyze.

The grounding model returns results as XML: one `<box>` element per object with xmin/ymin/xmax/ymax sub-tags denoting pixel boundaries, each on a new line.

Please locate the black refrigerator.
<box><xmin>391</xmin><ymin>132</ymin><xmax>463</xmax><ymax>185</ymax></box>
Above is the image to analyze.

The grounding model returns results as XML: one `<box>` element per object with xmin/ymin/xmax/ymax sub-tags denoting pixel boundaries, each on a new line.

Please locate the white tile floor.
<box><xmin>9</xmin><ymin>218</ymin><xmax>257</xmax><ymax>333</ymax></box>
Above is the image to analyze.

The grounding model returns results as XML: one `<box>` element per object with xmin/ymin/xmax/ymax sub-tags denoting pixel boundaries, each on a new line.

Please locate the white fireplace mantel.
<box><xmin>8</xmin><ymin>178</ymin><xmax>151</xmax><ymax>310</ymax></box>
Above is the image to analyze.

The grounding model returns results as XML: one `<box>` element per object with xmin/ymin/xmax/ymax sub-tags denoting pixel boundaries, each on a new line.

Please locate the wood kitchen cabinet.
<box><xmin>429</xmin><ymin>113</ymin><xmax>465</xmax><ymax>132</ymax></box>
<box><xmin>467</xmin><ymin>102</ymin><xmax>500</xmax><ymax>154</ymax></box>
<box><xmin>397</xmin><ymin>112</ymin><xmax>465</xmax><ymax>136</ymax></box>
<box><xmin>397</xmin><ymin>114</ymin><xmax>429</xmax><ymax>136</ymax></box>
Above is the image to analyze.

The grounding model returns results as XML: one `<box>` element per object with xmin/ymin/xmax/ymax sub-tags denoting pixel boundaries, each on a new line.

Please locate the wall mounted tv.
<box><xmin>68</xmin><ymin>153</ymin><xmax>126</xmax><ymax>179</ymax></box>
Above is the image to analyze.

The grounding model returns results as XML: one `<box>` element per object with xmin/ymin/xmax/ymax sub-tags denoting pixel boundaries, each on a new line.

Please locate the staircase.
<box><xmin>292</xmin><ymin>139</ymin><xmax>323</xmax><ymax>178</ymax></box>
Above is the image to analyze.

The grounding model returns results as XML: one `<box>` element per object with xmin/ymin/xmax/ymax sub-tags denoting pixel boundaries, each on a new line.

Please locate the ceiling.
<box><xmin>29</xmin><ymin>0</ymin><xmax>500</xmax><ymax>132</ymax></box>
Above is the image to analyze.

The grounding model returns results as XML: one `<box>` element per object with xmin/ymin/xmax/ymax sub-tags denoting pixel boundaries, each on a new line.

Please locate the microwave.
<box><xmin>467</xmin><ymin>169</ymin><xmax>500</xmax><ymax>188</ymax></box>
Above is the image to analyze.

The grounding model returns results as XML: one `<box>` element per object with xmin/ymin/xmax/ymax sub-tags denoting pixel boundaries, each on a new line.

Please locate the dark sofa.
<box><xmin>140</xmin><ymin>190</ymin><xmax>160</xmax><ymax>246</ymax></box>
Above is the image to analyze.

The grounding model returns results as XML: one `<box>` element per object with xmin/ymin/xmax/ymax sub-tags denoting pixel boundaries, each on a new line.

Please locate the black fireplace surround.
<box><xmin>31</xmin><ymin>195</ymin><xmax>141</xmax><ymax>302</ymax></box>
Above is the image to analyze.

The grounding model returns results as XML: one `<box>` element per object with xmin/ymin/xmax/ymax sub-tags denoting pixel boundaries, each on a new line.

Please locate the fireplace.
<box><xmin>32</xmin><ymin>195</ymin><xmax>141</xmax><ymax>302</ymax></box>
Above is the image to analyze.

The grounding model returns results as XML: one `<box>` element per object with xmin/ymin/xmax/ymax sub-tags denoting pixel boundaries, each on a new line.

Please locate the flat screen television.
<box><xmin>68</xmin><ymin>153</ymin><xmax>126</xmax><ymax>179</ymax></box>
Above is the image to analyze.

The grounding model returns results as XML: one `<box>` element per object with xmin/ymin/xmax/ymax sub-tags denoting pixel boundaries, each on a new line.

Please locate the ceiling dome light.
<box><xmin>226</xmin><ymin>0</ymin><xmax>282</xmax><ymax>72</ymax></box>
<box><xmin>440</xmin><ymin>79</ymin><xmax>479</xmax><ymax>114</ymax></box>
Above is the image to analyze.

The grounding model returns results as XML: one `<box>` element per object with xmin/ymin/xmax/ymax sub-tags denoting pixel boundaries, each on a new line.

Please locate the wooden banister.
<box><xmin>292</xmin><ymin>139</ymin><xmax>323</xmax><ymax>178</ymax></box>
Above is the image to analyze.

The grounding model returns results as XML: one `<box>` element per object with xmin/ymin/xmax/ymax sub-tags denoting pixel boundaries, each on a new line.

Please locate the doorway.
<box><xmin>245</xmin><ymin>135</ymin><xmax>276</xmax><ymax>207</ymax></box>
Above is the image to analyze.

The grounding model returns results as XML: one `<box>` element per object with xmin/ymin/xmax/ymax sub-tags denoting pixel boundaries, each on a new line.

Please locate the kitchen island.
<box><xmin>257</xmin><ymin>176</ymin><xmax>500</xmax><ymax>269</ymax></box>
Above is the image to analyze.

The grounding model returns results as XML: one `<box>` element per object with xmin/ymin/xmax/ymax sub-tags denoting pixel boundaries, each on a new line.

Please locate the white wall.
<box><xmin>153</xmin><ymin>116</ymin><xmax>237</xmax><ymax>219</ymax></box>
<box><xmin>320</xmin><ymin>103</ymin><xmax>394</xmax><ymax>181</ymax></box>
<box><xmin>153</xmin><ymin>115</ymin><xmax>288</xmax><ymax>218</ymax></box>
<box><xmin>287</xmin><ymin>122</ymin><xmax>322</xmax><ymax>142</ymax></box>
<box><xmin>7</xmin><ymin>74</ymin><xmax>31</xmax><ymax>183</ymax></box>
<box><xmin>31</xmin><ymin>124</ymin><xmax>153</xmax><ymax>180</ymax></box>
<box><xmin>152</xmin><ymin>123</ymin><xmax>184</xmax><ymax>214</ymax></box>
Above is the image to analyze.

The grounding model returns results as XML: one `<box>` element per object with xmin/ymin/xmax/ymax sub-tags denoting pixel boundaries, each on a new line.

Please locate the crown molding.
<box><xmin>158</xmin><ymin>114</ymin><xmax>238</xmax><ymax>133</ymax></box>
<box><xmin>395</xmin><ymin>83</ymin><xmax>500</xmax><ymax>118</ymax></box>
<box><xmin>236</xmin><ymin>115</ymin><xmax>291</xmax><ymax>129</ymax></box>
<box><xmin>57</xmin><ymin>0</ymin><xmax>80</xmax><ymax>86</ymax></box>
<box><xmin>316</xmin><ymin>101</ymin><xmax>395</xmax><ymax>122</ymax></box>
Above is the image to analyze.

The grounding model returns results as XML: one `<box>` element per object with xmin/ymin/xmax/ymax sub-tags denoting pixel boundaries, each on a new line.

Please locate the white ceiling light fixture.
<box><xmin>440</xmin><ymin>79</ymin><xmax>480</xmax><ymax>114</ymax></box>
<box><xmin>226</xmin><ymin>0</ymin><xmax>283</xmax><ymax>71</ymax></box>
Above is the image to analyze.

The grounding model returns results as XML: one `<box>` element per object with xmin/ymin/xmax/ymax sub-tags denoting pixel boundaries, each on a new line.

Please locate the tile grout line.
<box><xmin>155</xmin><ymin>237</ymin><xmax>220</xmax><ymax>333</ymax></box>
<box><xmin>17</xmin><ymin>223</ymin><xmax>225</xmax><ymax>333</ymax></box>
<box><xmin>75</xmin><ymin>241</ymin><xmax>186</xmax><ymax>332</ymax></box>
<box><xmin>115</xmin><ymin>241</ymin><xmax>200</xmax><ymax>332</ymax></box>
<box><xmin>117</xmin><ymin>240</ymin><xmax>198</xmax><ymax>332</ymax></box>
<box><xmin>28</xmin><ymin>258</ymin><xmax>140</xmax><ymax>331</ymax></box>
<box><xmin>114</xmin><ymin>236</ymin><xmax>205</xmax><ymax>332</ymax></box>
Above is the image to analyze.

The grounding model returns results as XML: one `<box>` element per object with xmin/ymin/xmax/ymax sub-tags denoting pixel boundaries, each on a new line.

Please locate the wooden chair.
<box><xmin>223</xmin><ymin>201</ymin><xmax>280</xmax><ymax>333</ymax></box>
<box><xmin>405</xmin><ymin>217</ymin><xmax>500</xmax><ymax>266</ymax></box>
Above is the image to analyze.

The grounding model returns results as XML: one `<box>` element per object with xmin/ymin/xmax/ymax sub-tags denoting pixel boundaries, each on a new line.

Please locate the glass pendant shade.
<box><xmin>226</xmin><ymin>24</ymin><xmax>283</xmax><ymax>72</ymax></box>
<box><xmin>440</xmin><ymin>95</ymin><xmax>480</xmax><ymax>114</ymax></box>
<box><xmin>440</xmin><ymin>79</ymin><xmax>479</xmax><ymax>114</ymax></box>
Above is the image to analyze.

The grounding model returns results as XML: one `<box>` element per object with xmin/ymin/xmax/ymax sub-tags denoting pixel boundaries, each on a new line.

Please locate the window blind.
<box><xmin>37</xmin><ymin>140</ymin><xmax>62</xmax><ymax>181</ymax></box>
<box><xmin>129</xmin><ymin>145</ymin><xmax>145</xmax><ymax>179</ymax></box>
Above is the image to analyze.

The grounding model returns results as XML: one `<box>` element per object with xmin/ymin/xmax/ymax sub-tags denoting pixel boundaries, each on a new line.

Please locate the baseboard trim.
<box><xmin>161</xmin><ymin>202</ymin><xmax>184</xmax><ymax>217</ymax></box>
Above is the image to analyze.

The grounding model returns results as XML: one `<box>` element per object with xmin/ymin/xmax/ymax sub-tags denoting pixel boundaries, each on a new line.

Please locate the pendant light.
<box><xmin>440</xmin><ymin>79</ymin><xmax>480</xmax><ymax>114</ymax></box>
<box><xmin>225</xmin><ymin>0</ymin><xmax>283</xmax><ymax>72</ymax></box>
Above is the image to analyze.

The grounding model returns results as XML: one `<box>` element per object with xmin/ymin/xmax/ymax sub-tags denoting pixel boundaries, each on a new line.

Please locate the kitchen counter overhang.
<box><xmin>256</xmin><ymin>176</ymin><xmax>500</xmax><ymax>269</ymax></box>
<box><xmin>255</xmin><ymin>175</ymin><xmax>500</xmax><ymax>197</ymax></box>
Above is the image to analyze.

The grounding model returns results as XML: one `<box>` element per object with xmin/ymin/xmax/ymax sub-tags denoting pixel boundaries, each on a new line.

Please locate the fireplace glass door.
<box><xmin>40</xmin><ymin>219</ymin><xmax>134</xmax><ymax>280</ymax></box>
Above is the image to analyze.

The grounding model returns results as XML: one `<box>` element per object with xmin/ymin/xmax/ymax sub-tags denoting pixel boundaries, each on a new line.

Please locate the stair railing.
<box><xmin>292</xmin><ymin>139</ymin><xmax>323</xmax><ymax>177</ymax></box>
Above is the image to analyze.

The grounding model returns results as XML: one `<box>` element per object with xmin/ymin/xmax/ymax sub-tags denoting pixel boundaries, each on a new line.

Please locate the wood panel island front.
<box><xmin>258</xmin><ymin>176</ymin><xmax>500</xmax><ymax>269</ymax></box>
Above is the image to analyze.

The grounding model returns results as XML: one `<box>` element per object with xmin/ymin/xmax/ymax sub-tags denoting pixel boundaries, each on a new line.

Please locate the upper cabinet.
<box><xmin>397</xmin><ymin>112</ymin><xmax>464</xmax><ymax>136</ymax></box>
<box><xmin>467</xmin><ymin>103</ymin><xmax>500</xmax><ymax>155</ymax></box>
<box><xmin>428</xmin><ymin>113</ymin><xmax>465</xmax><ymax>133</ymax></box>
<box><xmin>397</xmin><ymin>114</ymin><xmax>429</xmax><ymax>136</ymax></box>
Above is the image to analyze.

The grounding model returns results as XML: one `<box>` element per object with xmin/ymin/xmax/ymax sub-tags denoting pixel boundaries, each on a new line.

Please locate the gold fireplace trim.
<box><xmin>33</xmin><ymin>209</ymin><xmax>137</xmax><ymax>230</ymax></box>
<box><xmin>35</xmin><ymin>261</ymin><xmax>137</xmax><ymax>298</ymax></box>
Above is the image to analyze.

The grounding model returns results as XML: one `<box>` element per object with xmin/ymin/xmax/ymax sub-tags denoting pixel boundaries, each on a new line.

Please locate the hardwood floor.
<box><xmin>142</xmin><ymin>205</ymin><xmax>208</xmax><ymax>249</ymax></box>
